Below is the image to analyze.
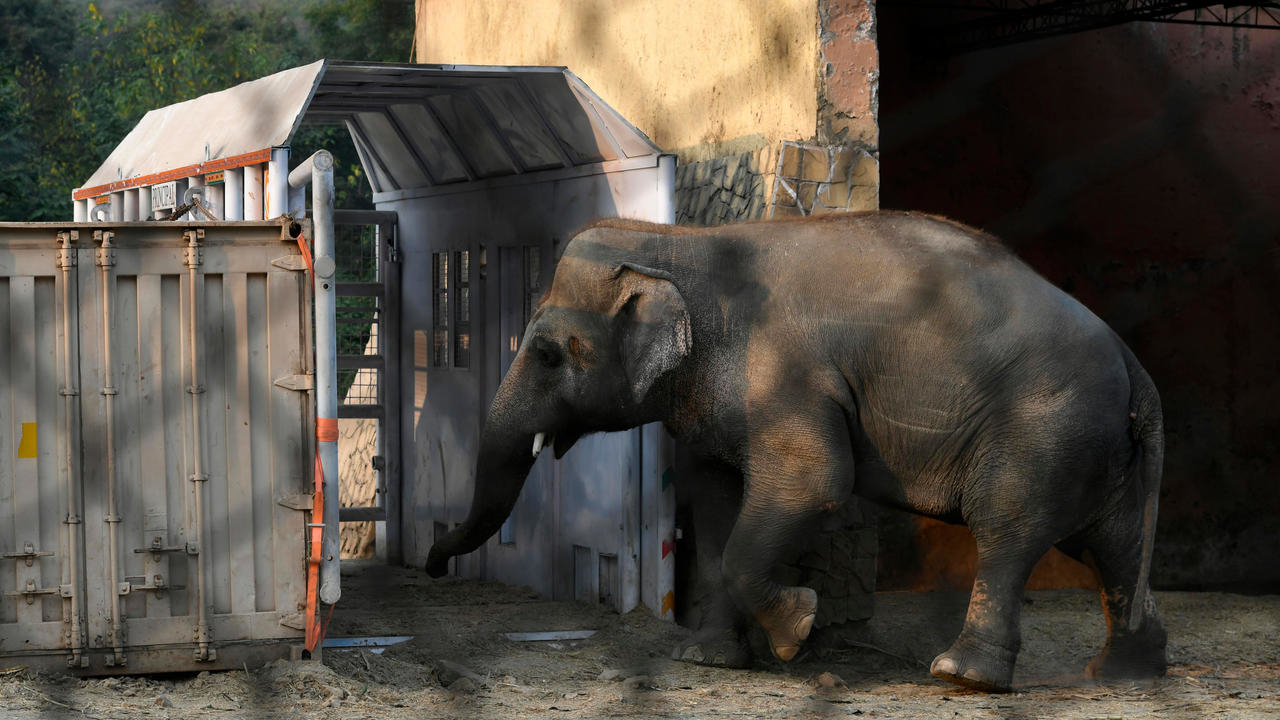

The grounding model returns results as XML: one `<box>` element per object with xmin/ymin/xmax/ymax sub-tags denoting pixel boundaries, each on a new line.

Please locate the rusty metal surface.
<box><xmin>0</xmin><ymin>221</ymin><xmax>311</xmax><ymax>672</ymax></box>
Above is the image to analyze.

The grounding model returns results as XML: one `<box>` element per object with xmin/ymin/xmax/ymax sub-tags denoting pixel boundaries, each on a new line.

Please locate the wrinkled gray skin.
<box><xmin>426</xmin><ymin>212</ymin><xmax>1166</xmax><ymax>692</ymax></box>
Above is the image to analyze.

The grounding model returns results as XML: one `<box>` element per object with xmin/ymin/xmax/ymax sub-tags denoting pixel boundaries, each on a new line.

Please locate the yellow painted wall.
<box><xmin>415</xmin><ymin>0</ymin><xmax>819</xmax><ymax>160</ymax></box>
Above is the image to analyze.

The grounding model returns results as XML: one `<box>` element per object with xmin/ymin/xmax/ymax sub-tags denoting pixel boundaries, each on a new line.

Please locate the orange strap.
<box><xmin>316</xmin><ymin>417</ymin><xmax>339</xmax><ymax>443</ymax></box>
<box><xmin>305</xmin><ymin>452</ymin><xmax>326</xmax><ymax>653</ymax></box>
<box><xmin>296</xmin><ymin>232</ymin><xmax>316</xmax><ymax>277</ymax></box>
<box><xmin>301</xmin><ymin>230</ymin><xmax>335</xmax><ymax>654</ymax></box>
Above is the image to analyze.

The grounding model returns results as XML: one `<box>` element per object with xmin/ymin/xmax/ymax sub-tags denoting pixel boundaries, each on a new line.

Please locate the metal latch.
<box><xmin>3</xmin><ymin>542</ymin><xmax>53</xmax><ymax>567</ymax></box>
<box><xmin>277</xmin><ymin>611</ymin><xmax>306</xmax><ymax>631</ymax></box>
<box><xmin>120</xmin><ymin>574</ymin><xmax>182</xmax><ymax>597</ymax></box>
<box><xmin>6</xmin><ymin>579</ymin><xmax>59</xmax><ymax>604</ymax></box>
<box><xmin>277</xmin><ymin>493</ymin><xmax>313</xmax><ymax>511</ymax></box>
<box><xmin>274</xmin><ymin>373</ymin><xmax>315</xmax><ymax>392</ymax></box>
<box><xmin>133</xmin><ymin>537</ymin><xmax>197</xmax><ymax>556</ymax></box>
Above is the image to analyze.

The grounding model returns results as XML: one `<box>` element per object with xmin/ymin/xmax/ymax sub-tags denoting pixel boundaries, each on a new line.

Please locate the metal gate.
<box><xmin>333</xmin><ymin>210</ymin><xmax>400</xmax><ymax>563</ymax></box>
<box><xmin>0</xmin><ymin>221</ymin><xmax>312</xmax><ymax>673</ymax></box>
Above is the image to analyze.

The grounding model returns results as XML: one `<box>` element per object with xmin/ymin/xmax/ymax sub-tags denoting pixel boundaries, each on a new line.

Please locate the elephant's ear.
<box><xmin>613</xmin><ymin>263</ymin><xmax>691</xmax><ymax>404</ymax></box>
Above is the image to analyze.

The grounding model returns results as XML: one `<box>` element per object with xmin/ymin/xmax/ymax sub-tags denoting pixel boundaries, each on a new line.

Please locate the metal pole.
<box><xmin>184</xmin><ymin>228</ymin><xmax>214</xmax><ymax>662</ymax></box>
<box><xmin>56</xmin><ymin>231</ymin><xmax>87</xmax><ymax>668</ymax></box>
<box><xmin>223</xmin><ymin>169</ymin><xmax>244</xmax><ymax>221</ymax></box>
<box><xmin>657</xmin><ymin>155</ymin><xmax>677</xmax><ymax>224</ymax></box>
<box><xmin>290</xmin><ymin>150</ymin><xmax>340</xmax><ymax>605</ymax></box>
<box><xmin>268</xmin><ymin>147</ymin><xmax>290</xmax><ymax>219</ymax></box>
<box><xmin>95</xmin><ymin>230</ymin><xmax>126</xmax><ymax>666</ymax></box>
<box><xmin>244</xmin><ymin>165</ymin><xmax>264</xmax><ymax>221</ymax></box>
<box><xmin>136</xmin><ymin>187</ymin><xmax>152</xmax><ymax>222</ymax></box>
<box><xmin>122</xmin><ymin>191</ymin><xmax>139</xmax><ymax>222</ymax></box>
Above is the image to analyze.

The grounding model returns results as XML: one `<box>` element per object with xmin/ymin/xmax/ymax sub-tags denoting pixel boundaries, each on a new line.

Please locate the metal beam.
<box><xmin>901</xmin><ymin>1</ymin><xmax>1280</xmax><ymax>53</ymax></box>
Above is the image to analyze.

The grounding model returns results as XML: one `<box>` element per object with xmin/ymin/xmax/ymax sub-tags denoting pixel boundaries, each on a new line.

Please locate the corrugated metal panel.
<box><xmin>0</xmin><ymin>222</ymin><xmax>311</xmax><ymax>673</ymax></box>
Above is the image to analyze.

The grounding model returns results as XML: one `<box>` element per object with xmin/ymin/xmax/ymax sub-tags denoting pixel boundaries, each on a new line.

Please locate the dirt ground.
<box><xmin>0</xmin><ymin>559</ymin><xmax>1276</xmax><ymax>719</ymax></box>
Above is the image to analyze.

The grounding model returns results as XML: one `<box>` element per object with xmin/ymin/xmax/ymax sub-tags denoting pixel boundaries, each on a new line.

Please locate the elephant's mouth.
<box><xmin>531</xmin><ymin>431</ymin><xmax>552</xmax><ymax>459</ymax></box>
<box><xmin>530</xmin><ymin>429</ymin><xmax>584</xmax><ymax>460</ymax></box>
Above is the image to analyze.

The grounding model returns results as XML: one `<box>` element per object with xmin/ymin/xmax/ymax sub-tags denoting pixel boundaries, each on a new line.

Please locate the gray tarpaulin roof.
<box><xmin>76</xmin><ymin>59</ymin><xmax>663</xmax><ymax>200</ymax></box>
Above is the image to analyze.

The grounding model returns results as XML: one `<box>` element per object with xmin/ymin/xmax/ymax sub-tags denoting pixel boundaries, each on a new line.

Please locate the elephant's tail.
<box><xmin>1125</xmin><ymin>350</ymin><xmax>1164</xmax><ymax>629</ymax></box>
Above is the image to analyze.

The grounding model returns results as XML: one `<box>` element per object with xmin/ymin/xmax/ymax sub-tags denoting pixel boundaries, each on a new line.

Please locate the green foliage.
<box><xmin>0</xmin><ymin>0</ymin><xmax>414</xmax><ymax>221</ymax></box>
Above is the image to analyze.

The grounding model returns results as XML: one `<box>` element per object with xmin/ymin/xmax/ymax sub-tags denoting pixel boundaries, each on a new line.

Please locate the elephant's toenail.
<box><xmin>932</xmin><ymin>657</ymin><xmax>958</xmax><ymax>676</ymax></box>
<box><xmin>794</xmin><ymin>613</ymin><xmax>815</xmax><ymax>641</ymax></box>
<box><xmin>773</xmin><ymin>644</ymin><xmax>799</xmax><ymax>662</ymax></box>
<box><xmin>962</xmin><ymin>668</ymin><xmax>985</xmax><ymax>682</ymax></box>
<box><xmin>681</xmin><ymin>646</ymin><xmax>703</xmax><ymax>662</ymax></box>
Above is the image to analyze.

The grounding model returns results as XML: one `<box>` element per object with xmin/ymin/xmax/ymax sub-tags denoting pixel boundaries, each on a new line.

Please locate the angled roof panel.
<box><xmin>76</xmin><ymin>60</ymin><xmax>664</xmax><ymax>200</ymax></box>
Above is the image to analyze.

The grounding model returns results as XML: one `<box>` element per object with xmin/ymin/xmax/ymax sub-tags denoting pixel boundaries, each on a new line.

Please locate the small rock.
<box><xmin>622</xmin><ymin>675</ymin><xmax>650</xmax><ymax>690</ymax></box>
<box><xmin>563</xmin><ymin>691</ymin><xmax>579</xmax><ymax>699</ymax></box>
<box><xmin>326</xmin><ymin>697</ymin><xmax>341</xmax><ymax>708</ymax></box>
<box><xmin>597</xmin><ymin>669</ymin><xmax>626</xmax><ymax>682</ymax></box>
<box><xmin>153</xmin><ymin>696</ymin><xmax>172</xmax><ymax>708</ymax></box>
<box><xmin>813</xmin><ymin>671</ymin><xmax>847</xmax><ymax>689</ymax></box>
<box><xmin>122</xmin><ymin>688</ymin><xmax>137</xmax><ymax>697</ymax></box>
<box><xmin>448</xmin><ymin>677</ymin><xmax>479</xmax><ymax>694</ymax></box>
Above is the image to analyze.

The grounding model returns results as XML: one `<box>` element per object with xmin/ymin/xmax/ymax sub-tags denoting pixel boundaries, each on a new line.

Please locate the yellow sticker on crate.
<box><xmin>17</xmin><ymin>422</ymin><xmax>36</xmax><ymax>459</ymax></box>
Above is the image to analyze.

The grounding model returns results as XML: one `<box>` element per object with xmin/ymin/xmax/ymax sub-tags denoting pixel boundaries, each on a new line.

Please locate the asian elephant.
<box><xmin>425</xmin><ymin>212</ymin><xmax>1166</xmax><ymax>692</ymax></box>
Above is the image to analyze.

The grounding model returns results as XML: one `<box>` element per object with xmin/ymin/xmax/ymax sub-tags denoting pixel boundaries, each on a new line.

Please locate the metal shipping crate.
<box><xmin>0</xmin><ymin>220</ymin><xmax>313</xmax><ymax>673</ymax></box>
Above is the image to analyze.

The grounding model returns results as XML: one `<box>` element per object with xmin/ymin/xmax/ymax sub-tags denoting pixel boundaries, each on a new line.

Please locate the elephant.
<box><xmin>425</xmin><ymin>211</ymin><xmax>1166</xmax><ymax>692</ymax></box>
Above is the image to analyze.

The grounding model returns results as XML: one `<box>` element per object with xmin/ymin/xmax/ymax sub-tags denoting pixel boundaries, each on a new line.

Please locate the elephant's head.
<box><xmin>425</xmin><ymin>246</ymin><xmax>691</xmax><ymax>577</ymax></box>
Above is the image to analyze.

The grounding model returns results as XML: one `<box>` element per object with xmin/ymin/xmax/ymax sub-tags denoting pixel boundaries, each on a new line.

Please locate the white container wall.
<box><xmin>0</xmin><ymin>220</ymin><xmax>313</xmax><ymax>674</ymax></box>
<box><xmin>390</xmin><ymin>159</ymin><xmax>678</xmax><ymax>617</ymax></box>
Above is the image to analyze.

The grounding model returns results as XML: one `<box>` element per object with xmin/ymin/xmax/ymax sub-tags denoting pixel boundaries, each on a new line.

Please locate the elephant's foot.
<box><xmin>930</xmin><ymin>630</ymin><xmax>1018</xmax><ymax>693</ymax></box>
<box><xmin>754</xmin><ymin>587</ymin><xmax>817</xmax><ymax>662</ymax></box>
<box><xmin>1086</xmin><ymin>618</ymin><xmax>1168</xmax><ymax>680</ymax></box>
<box><xmin>672</xmin><ymin>627</ymin><xmax>753</xmax><ymax>668</ymax></box>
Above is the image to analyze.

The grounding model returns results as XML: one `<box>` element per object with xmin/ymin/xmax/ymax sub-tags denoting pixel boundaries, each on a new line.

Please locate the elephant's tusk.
<box><xmin>532</xmin><ymin>432</ymin><xmax>546</xmax><ymax>459</ymax></box>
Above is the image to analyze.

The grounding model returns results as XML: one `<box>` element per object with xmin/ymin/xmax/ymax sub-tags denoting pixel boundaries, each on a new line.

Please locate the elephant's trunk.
<box><xmin>425</xmin><ymin>373</ymin><xmax>540</xmax><ymax>578</ymax></box>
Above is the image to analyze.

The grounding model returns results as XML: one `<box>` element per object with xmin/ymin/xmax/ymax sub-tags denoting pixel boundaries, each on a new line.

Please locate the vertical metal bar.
<box><xmin>656</xmin><ymin>155</ymin><xmax>677</xmax><ymax>224</ymax></box>
<box><xmin>243</xmin><ymin>165</ymin><xmax>264</xmax><ymax>221</ymax></box>
<box><xmin>289</xmin><ymin>151</ymin><xmax>340</xmax><ymax>602</ymax></box>
<box><xmin>56</xmin><ymin>231</ymin><xmax>87</xmax><ymax>667</ymax></box>
<box><xmin>223</xmin><ymin>169</ymin><xmax>244</xmax><ymax>222</ymax></box>
<box><xmin>312</xmin><ymin>153</ymin><xmax>341</xmax><ymax>605</ymax></box>
<box><xmin>94</xmin><ymin>230</ymin><xmax>126</xmax><ymax>666</ymax></box>
<box><xmin>184</xmin><ymin>228</ymin><xmax>214</xmax><ymax>662</ymax></box>
<box><xmin>267</xmin><ymin>147</ymin><xmax>290</xmax><ymax>219</ymax></box>
<box><xmin>137</xmin><ymin>187</ymin><xmax>152</xmax><ymax>222</ymax></box>
<box><xmin>381</xmin><ymin>220</ymin><xmax>402</xmax><ymax>565</ymax></box>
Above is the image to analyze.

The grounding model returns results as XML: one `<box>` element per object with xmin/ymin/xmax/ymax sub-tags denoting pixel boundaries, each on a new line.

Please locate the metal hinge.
<box><xmin>277</xmin><ymin>611</ymin><xmax>306</xmax><ymax>631</ymax></box>
<box><xmin>272</xmin><ymin>255</ymin><xmax>309</xmax><ymax>272</ymax></box>
<box><xmin>3</xmin><ymin>542</ymin><xmax>53</xmax><ymax>567</ymax></box>
<box><xmin>133</xmin><ymin>538</ymin><xmax>198</xmax><ymax>556</ymax></box>
<box><xmin>6</xmin><ymin>579</ymin><xmax>59</xmax><ymax>604</ymax></box>
<box><xmin>120</xmin><ymin>574</ymin><xmax>182</xmax><ymax>597</ymax></box>
<box><xmin>274</xmin><ymin>373</ymin><xmax>315</xmax><ymax>391</ymax></box>
<box><xmin>277</xmin><ymin>493</ymin><xmax>314</xmax><ymax>511</ymax></box>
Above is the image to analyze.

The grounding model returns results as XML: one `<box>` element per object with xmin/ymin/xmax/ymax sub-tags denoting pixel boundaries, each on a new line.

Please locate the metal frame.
<box><xmin>900</xmin><ymin>1</ymin><xmax>1280</xmax><ymax>53</ymax></box>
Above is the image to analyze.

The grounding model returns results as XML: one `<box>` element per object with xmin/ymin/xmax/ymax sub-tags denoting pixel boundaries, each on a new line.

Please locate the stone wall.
<box><xmin>674</xmin><ymin>142</ymin><xmax>880</xmax><ymax>226</ymax></box>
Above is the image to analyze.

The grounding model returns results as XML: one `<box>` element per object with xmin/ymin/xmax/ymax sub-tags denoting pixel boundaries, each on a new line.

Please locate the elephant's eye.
<box><xmin>532</xmin><ymin>336</ymin><xmax>563</xmax><ymax>368</ymax></box>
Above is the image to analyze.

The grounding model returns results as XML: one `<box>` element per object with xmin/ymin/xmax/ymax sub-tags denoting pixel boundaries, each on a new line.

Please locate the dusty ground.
<box><xmin>0</xmin><ymin>559</ymin><xmax>1276</xmax><ymax>719</ymax></box>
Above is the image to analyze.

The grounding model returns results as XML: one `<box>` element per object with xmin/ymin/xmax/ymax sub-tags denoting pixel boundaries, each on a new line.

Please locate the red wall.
<box><xmin>876</xmin><ymin>12</ymin><xmax>1280</xmax><ymax>592</ymax></box>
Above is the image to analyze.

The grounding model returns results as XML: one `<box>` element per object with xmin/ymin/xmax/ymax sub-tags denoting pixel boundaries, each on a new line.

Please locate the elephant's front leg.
<box><xmin>721</xmin><ymin>405</ymin><xmax>854</xmax><ymax>662</ymax></box>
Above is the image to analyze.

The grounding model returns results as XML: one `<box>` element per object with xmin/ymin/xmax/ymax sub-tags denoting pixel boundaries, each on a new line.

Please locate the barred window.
<box><xmin>522</xmin><ymin>245</ymin><xmax>543</xmax><ymax>331</ymax></box>
<box><xmin>432</xmin><ymin>252</ymin><xmax>449</xmax><ymax>367</ymax></box>
<box><xmin>454</xmin><ymin>250</ymin><xmax>471</xmax><ymax>368</ymax></box>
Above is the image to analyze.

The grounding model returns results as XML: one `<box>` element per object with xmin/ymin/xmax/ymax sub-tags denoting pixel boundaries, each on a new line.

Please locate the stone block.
<box><xmin>850</xmin><ymin>152</ymin><xmax>879</xmax><ymax>187</ymax></box>
<box><xmin>797</xmin><ymin>181</ymin><xmax>819</xmax><ymax>211</ymax></box>
<box><xmin>771</xmin><ymin>204</ymin><xmax>804</xmax><ymax>219</ymax></box>
<box><xmin>779</xmin><ymin>144</ymin><xmax>803</xmax><ymax>178</ymax></box>
<box><xmin>848</xmin><ymin>182</ymin><xmax>879</xmax><ymax>211</ymax></box>
<box><xmin>774</xmin><ymin>178</ymin><xmax>797</xmax><ymax>207</ymax></box>
<box><xmin>818</xmin><ymin>181</ymin><xmax>852</xmax><ymax>209</ymax></box>
<box><xmin>800</xmin><ymin>147</ymin><xmax>831</xmax><ymax>182</ymax></box>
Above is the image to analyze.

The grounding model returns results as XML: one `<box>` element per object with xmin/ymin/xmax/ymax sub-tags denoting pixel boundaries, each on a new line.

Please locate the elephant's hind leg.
<box><xmin>930</xmin><ymin>515</ymin><xmax>1058</xmax><ymax>693</ymax></box>
<box><xmin>1079</xmin><ymin>511</ymin><xmax>1167</xmax><ymax>680</ymax></box>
